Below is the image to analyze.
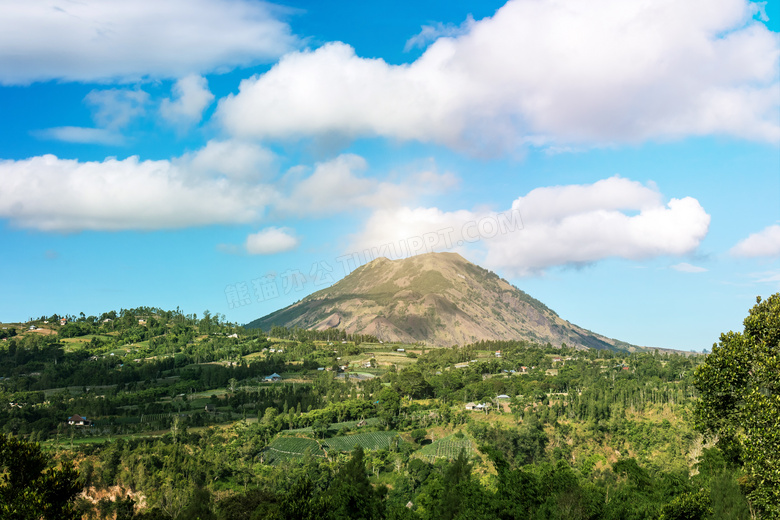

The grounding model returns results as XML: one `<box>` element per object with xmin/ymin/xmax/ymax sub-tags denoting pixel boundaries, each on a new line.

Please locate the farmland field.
<box><xmin>264</xmin><ymin>437</ymin><xmax>325</xmax><ymax>464</ymax></box>
<box><xmin>415</xmin><ymin>434</ymin><xmax>474</xmax><ymax>461</ymax></box>
<box><xmin>321</xmin><ymin>430</ymin><xmax>400</xmax><ymax>452</ymax></box>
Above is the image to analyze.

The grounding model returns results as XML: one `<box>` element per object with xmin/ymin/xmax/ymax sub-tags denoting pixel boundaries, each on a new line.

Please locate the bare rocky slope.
<box><xmin>247</xmin><ymin>252</ymin><xmax>641</xmax><ymax>351</ymax></box>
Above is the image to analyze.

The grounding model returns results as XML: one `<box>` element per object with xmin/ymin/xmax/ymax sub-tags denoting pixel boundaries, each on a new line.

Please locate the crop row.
<box><xmin>264</xmin><ymin>437</ymin><xmax>324</xmax><ymax>464</ymax></box>
<box><xmin>321</xmin><ymin>431</ymin><xmax>400</xmax><ymax>452</ymax></box>
<box><xmin>415</xmin><ymin>435</ymin><xmax>474</xmax><ymax>461</ymax></box>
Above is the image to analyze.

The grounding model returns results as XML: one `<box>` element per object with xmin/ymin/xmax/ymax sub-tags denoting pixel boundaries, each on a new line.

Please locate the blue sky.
<box><xmin>1</xmin><ymin>0</ymin><xmax>778</xmax><ymax>351</ymax></box>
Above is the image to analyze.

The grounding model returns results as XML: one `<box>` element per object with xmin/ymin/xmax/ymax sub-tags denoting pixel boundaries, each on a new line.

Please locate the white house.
<box><xmin>68</xmin><ymin>414</ymin><xmax>92</xmax><ymax>426</ymax></box>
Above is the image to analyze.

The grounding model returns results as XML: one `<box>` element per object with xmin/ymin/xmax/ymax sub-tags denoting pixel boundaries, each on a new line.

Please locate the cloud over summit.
<box><xmin>351</xmin><ymin>177</ymin><xmax>711</xmax><ymax>275</ymax></box>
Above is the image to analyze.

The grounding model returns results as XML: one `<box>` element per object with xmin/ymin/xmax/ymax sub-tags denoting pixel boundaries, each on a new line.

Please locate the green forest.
<box><xmin>1</xmin><ymin>295</ymin><xmax>778</xmax><ymax>519</ymax></box>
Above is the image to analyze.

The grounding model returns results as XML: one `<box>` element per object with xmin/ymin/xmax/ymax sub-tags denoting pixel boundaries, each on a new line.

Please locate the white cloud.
<box><xmin>180</xmin><ymin>139</ymin><xmax>277</xmax><ymax>182</ymax></box>
<box><xmin>0</xmin><ymin>0</ymin><xmax>298</xmax><ymax>85</ymax></box>
<box><xmin>0</xmin><ymin>148</ymin><xmax>448</xmax><ymax>233</ymax></box>
<box><xmin>217</xmin><ymin>0</ymin><xmax>779</xmax><ymax>152</ymax></box>
<box><xmin>0</xmin><ymin>154</ymin><xmax>271</xmax><ymax>231</ymax></box>
<box><xmin>36</xmin><ymin>88</ymin><xmax>149</xmax><ymax>145</ymax></box>
<box><xmin>350</xmin><ymin>176</ymin><xmax>711</xmax><ymax>275</ymax></box>
<box><xmin>32</xmin><ymin>127</ymin><xmax>124</xmax><ymax>146</ymax></box>
<box><xmin>350</xmin><ymin>206</ymin><xmax>487</xmax><ymax>259</ymax></box>
<box><xmin>274</xmin><ymin>154</ymin><xmax>455</xmax><ymax>217</ymax></box>
<box><xmin>245</xmin><ymin>227</ymin><xmax>298</xmax><ymax>255</ymax></box>
<box><xmin>160</xmin><ymin>75</ymin><xmax>215</xmax><ymax>126</ymax></box>
<box><xmin>404</xmin><ymin>15</ymin><xmax>475</xmax><ymax>52</ymax></box>
<box><xmin>730</xmin><ymin>224</ymin><xmax>780</xmax><ymax>258</ymax></box>
<box><xmin>85</xmin><ymin>89</ymin><xmax>149</xmax><ymax>129</ymax></box>
<box><xmin>671</xmin><ymin>262</ymin><xmax>708</xmax><ymax>273</ymax></box>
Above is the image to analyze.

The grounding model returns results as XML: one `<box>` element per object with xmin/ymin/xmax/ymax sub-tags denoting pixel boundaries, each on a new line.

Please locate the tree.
<box><xmin>694</xmin><ymin>294</ymin><xmax>780</xmax><ymax>518</ymax></box>
<box><xmin>658</xmin><ymin>490</ymin><xmax>712</xmax><ymax>520</ymax></box>
<box><xmin>323</xmin><ymin>446</ymin><xmax>386</xmax><ymax>520</ymax></box>
<box><xmin>176</xmin><ymin>486</ymin><xmax>215</xmax><ymax>520</ymax></box>
<box><xmin>0</xmin><ymin>436</ymin><xmax>81</xmax><ymax>520</ymax></box>
<box><xmin>376</xmin><ymin>388</ymin><xmax>401</xmax><ymax>429</ymax></box>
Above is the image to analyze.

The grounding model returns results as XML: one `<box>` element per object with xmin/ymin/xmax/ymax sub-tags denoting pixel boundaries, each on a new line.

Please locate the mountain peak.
<box><xmin>247</xmin><ymin>252</ymin><xmax>632</xmax><ymax>350</ymax></box>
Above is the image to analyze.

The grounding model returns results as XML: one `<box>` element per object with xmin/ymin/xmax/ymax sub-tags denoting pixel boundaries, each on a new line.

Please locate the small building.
<box><xmin>138</xmin><ymin>319</ymin><xmax>146</xmax><ymax>325</ymax></box>
<box><xmin>396</xmin><ymin>348</ymin><xmax>405</xmax><ymax>352</ymax></box>
<box><xmin>68</xmin><ymin>414</ymin><xmax>92</xmax><ymax>426</ymax></box>
<box><xmin>465</xmin><ymin>402</ymin><xmax>478</xmax><ymax>410</ymax></box>
<box><xmin>205</xmin><ymin>404</ymin><xmax>216</xmax><ymax>412</ymax></box>
<box><xmin>60</xmin><ymin>319</ymin><xmax>67</xmax><ymax>326</ymax></box>
<box><xmin>264</xmin><ymin>373</ymin><xmax>282</xmax><ymax>382</ymax></box>
<box><xmin>497</xmin><ymin>394</ymin><xmax>510</xmax><ymax>399</ymax></box>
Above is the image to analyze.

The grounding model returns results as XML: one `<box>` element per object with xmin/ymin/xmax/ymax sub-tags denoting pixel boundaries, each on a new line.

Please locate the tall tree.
<box><xmin>0</xmin><ymin>436</ymin><xmax>81</xmax><ymax>520</ymax></box>
<box><xmin>694</xmin><ymin>294</ymin><xmax>780</xmax><ymax>518</ymax></box>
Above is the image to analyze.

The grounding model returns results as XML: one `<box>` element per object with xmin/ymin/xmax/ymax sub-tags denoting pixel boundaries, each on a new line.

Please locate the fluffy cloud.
<box><xmin>0</xmin><ymin>0</ymin><xmax>298</xmax><ymax>85</ymax></box>
<box><xmin>274</xmin><ymin>154</ymin><xmax>455</xmax><ymax>217</ymax></box>
<box><xmin>0</xmin><ymin>154</ymin><xmax>271</xmax><ymax>231</ymax></box>
<box><xmin>217</xmin><ymin>0</ymin><xmax>779</xmax><ymax>152</ymax></box>
<box><xmin>180</xmin><ymin>139</ymin><xmax>277</xmax><ymax>182</ymax></box>
<box><xmin>245</xmin><ymin>227</ymin><xmax>299</xmax><ymax>255</ymax></box>
<box><xmin>730</xmin><ymin>224</ymin><xmax>780</xmax><ymax>258</ymax></box>
<box><xmin>160</xmin><ymin>75</ymin><xmax>215</xmax><ymax>126</ymax></box>
<box><xmin>0</xmin><ymin>149</ymin><xmax>446</xmax><ymax>233</ymax></box>
<box><xmin>350</xmin><ymin>177</ymin><xmax>711</xmax><ymax>275</ymax></box>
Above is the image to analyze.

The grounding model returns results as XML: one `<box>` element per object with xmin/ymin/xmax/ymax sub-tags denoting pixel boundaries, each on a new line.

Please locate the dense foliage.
<box><xmin>694</xmin><ymin>294</ymin><xmax>780</xmax><ymax>518</ymax></box>
<box><xmin>1</xmin><ymin>298</ymin><xmax>775</xmax><ymax>519</ymax></box>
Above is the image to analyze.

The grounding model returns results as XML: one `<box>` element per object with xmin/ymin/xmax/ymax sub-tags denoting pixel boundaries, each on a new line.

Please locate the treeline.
<box><xmin>251</xmin><ymin>324</ymin><xmax>379</xmax><ymax>345</ymax></box>
<box><xmin>53</xmin><ymin>424</ymin><xmax>749</xmax><ymax>520</ymax></box>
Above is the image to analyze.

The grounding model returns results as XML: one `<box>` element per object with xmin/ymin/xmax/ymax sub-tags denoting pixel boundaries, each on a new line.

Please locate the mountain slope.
<box><xmin>247</xmin><ymin>252</ymin><xmax>638</xmax><ymax>350</ymax></box>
